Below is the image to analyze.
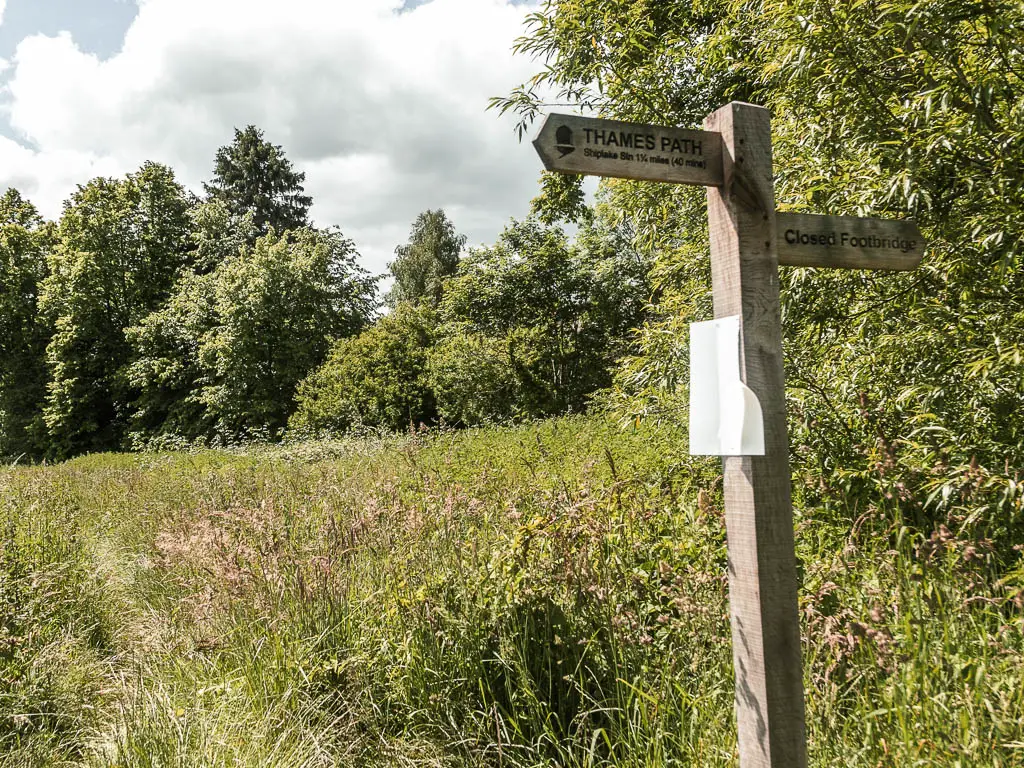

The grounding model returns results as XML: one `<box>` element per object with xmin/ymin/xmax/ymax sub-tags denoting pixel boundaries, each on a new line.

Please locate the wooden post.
<box><xmin>703</xmin><ymin>102</ymin><xmax>806</xmax><ymax>767</ymax></box>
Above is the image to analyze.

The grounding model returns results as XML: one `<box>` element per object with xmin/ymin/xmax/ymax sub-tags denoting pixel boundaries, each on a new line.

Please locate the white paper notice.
<box><xmin>689</xmin><ymin>316</ymin><xmax>765</xmax><ymax>456</ymax></box>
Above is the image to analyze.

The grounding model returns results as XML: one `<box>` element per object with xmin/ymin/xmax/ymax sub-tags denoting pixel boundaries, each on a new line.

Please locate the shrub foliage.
<box><xmin>290</xmin><ymin>302</ymin><xmax>437</xmax><ymax>434</ymax></box>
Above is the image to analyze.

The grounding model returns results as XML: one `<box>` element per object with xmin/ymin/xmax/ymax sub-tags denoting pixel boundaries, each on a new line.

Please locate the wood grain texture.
<box><xmin>703</xmin><ymin>102</ymin><xmax>807</xmax><ymax>768</ymax></box>
<box><xmin>776</xmin><ymin>212</ymin><xmax>924</xmax><ymax>270</ymax></box>
<box><xmin>532</xmin><ymin>113</ymin><xmax>724</xmax><ymax>186</ymax></box>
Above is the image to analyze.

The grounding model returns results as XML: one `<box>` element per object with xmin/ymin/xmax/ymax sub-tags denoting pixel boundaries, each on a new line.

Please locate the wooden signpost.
<box><xmin>534</xmin><ymin>104</ymin><xmax>924</xmax><ymax>768</ymax></box>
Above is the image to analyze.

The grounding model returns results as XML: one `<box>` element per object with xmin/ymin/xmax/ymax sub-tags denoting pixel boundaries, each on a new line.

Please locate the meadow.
<box><xmin>1</xmin><ymin>415</ymin><xmax>1022</xmax><ymax>766</ymax></box>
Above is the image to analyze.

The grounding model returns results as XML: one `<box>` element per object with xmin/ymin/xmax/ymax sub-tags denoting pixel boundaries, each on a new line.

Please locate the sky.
<box><xmin>0</xmin><ymin>0</ymin><xmax>560</xmax><ymax>277</ymax></box>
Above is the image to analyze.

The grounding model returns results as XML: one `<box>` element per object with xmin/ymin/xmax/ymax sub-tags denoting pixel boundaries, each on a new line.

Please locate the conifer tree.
<box><xmin>204</xmin><ymin>125</ymin><xmax>313</xmax><ymax>238</ymax></box>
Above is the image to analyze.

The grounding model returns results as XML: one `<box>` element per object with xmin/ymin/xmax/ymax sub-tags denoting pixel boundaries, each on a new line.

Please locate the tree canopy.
<box><xmin>290</xmin><ymin>302</ymin><xmax>437</xmax><ymax>434</ymax></box>
<box><xmin>129</xmin><ymin>227</ymin><xmax>377</xmax><ymax>444</ymax></box>
<box><xmin>0</xmin><ymin>190</ymin><xmax>53</xmax><ymax>457</ymax></box>
<box><xmin>0</xmin><ymin>131</ymin><xmax>376</xmax><ymax>457</ymax></box>
<box><xmin>430</xmin><ymin>216</ymin><xmax>649</xmax><ymax>424</ymax></box>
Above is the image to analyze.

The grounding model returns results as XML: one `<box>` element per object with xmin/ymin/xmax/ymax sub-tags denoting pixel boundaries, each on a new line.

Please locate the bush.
<box><xmin>426</xmin><ymin>328</ymin><xmax>520</xmax><ymax>426</ymax></box>
<box><xmin>290</xmin><ymin>303</ymin><xmax>437</xmax><ymax>434</ymax></box>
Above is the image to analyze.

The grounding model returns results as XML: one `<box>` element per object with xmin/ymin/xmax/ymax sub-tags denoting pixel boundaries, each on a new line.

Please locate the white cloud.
<box><xmin>0</xmin><ymin>0</ymin><xmax>546</xmax><ymax>275</ymax></box>
<box><xmin>0</xmin><ymin>135</ymin><xmax>123</xmax><ymax>212</ymax></box>
<box><xmin>0</xmin><ymin>1</ymin><xmax>6</xmax><ymax>27</ymax></box>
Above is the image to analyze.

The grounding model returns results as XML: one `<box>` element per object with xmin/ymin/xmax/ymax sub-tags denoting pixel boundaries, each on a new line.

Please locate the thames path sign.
<box><xmin>533</xmin><ymin>104</ymin><xmax>924</xmax><ymax>768</ymax></box>
<box><xmin>532</xmin><ymin>113</ymin><xmax>724</xmax><ymax>186</ymax></box>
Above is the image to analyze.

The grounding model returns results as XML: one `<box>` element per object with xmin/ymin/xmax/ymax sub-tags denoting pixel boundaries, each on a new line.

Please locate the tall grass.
<box><xmin>1</xmin><ymin>416</ymin><xmax>1021</xmax><ymax>766</ymax></box>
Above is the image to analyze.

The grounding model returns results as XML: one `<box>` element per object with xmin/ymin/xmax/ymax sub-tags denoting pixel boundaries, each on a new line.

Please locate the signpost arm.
<box><xmin>703</xmin><ymin>102</ymin><xmax>807</xmax><ymax>768</ymax></box>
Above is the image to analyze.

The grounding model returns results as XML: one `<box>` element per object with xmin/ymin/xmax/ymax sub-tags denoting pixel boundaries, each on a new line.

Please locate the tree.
<box><xmin>201</xmin><ymin>228</ymin><xmax>375</xmax><ymax>438</ymax></box>
<box><xmin>289</xmin><ymin>303</ymin><xmax>437</xmax><ymax>435</ymax></box>
<box><xmin>387</xmin><ymin>209</ymin><xmax>466</xmax><ymax>308</ymax></box>
<box><xmin>129</xmin><ymin>227</ymin><xmax>377</xmax><ymax>443</ymax></box>
<box><xmin>432</xmin><ymin>217</ymin><xmax>649</xmax><ymax>424</ymax></box>
<box><xmin>187</xmin><ymin>199</ymin><xmax>259</xmax><ymax>275</ymax></box>
<box><xmin>733</xmin><ymin>0</ymin><xmax>1024</xmax><ymax>527</ymax></box>
<box><xmin>426</xmin><ymin>329</ymin><xmax>520</xmax><ymax>426</ymax></box>
<box><xmin>124</xmin><ymin>272</ymin><xmax>218</xmax><ymax>444</ymax></box>
<box><xmin>203</xmin><ymin>126</ymin><xmax>313</xmax><ymax>239</ymax></box>
<box><xmin>493</xmin><ymin>0</ymin><xmax>744</xmax><ymax>231</ymax></box>
<box><xmin>40</xmin><ymin>162</ymin><xmax>192</xmax><ymax>458</ymax></box>
<box><xmin>0</xmin><ymin>190</ymin><xmax>54</xmax><ymax>457</ymax></box>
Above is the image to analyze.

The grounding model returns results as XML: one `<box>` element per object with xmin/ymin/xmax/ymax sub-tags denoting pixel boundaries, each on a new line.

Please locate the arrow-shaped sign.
<box><xmin>776</xmin><ymin>212</ymin><xmax>924</xmax><ymax>270</ymax></box>
<box><xmin>533</xmin><ymin>113</ymin><xmax>724</xmax><ymax>187</ymax></box>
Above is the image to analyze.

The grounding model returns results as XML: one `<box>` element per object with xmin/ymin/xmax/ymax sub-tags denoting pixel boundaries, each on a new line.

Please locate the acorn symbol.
<box><xmin>555</xmin><ymin>125</ymin><xmax>575</xmax><ymax>157</ymax></box>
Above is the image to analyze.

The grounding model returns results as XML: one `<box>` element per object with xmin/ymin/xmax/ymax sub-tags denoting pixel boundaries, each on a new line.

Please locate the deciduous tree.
<box><xmin>129</xmin><ymin>227</ymin><xmax>377</xmax><ymax>443</ymax></box>
<box><xmin>506</xmin><ymin>0</ymin><xmax>1024</xmax><ymax>537</ymax></box>
<box><xmin>0</xmin><ymin>190</ymin><xmax>54</xmax><ymax>457</ymax></box>
<box><xmin>387</xmin><ymin>209</ymin><xmax>465</xmax><ymax>308</ymax></box>
<box><xmin>432</xmin><ymin>217</ymin><xmax>649</xmax><ymax>424</ymax></box>
<box><xmin>290</xmin><ymin>302</ymin><xmax>437</xmax><ymax>435</ymax></box>
<box><xmin>41</xmin><ymin>162</ymin><xmax>192</xmax><ymax>457</ymax></box>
